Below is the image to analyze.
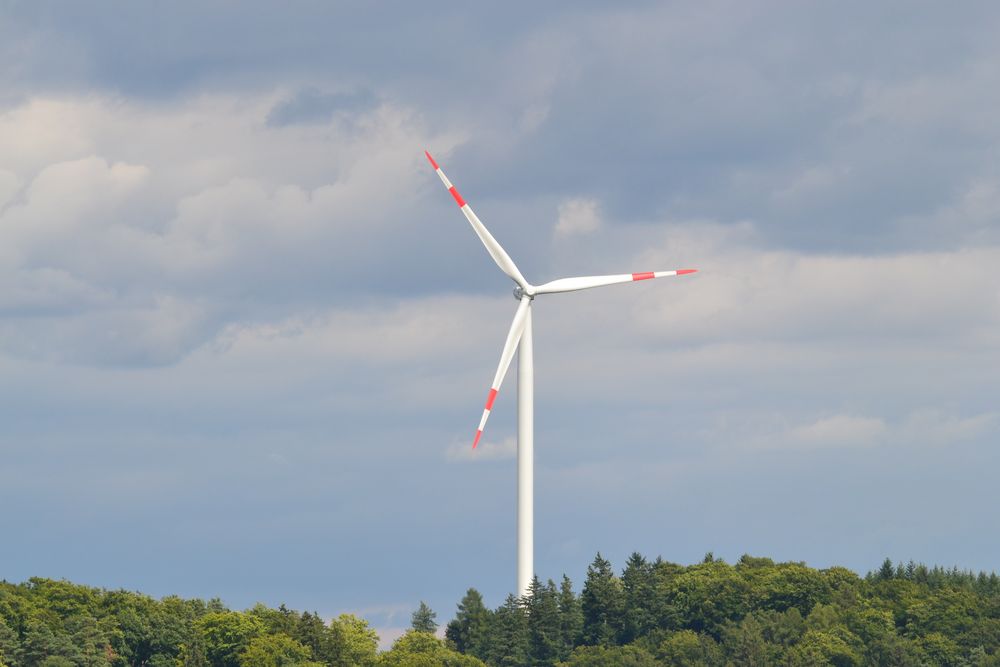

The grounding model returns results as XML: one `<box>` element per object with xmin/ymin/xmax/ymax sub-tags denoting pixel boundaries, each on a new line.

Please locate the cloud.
<box><xmin>446</xmin><ymin>436</ymin><xmax>516</xmax><ymax>462</ymax></box>
<box><xmin>555</xmin><ymin>198</ymin><xmax>601</xmax><ymax>237</ymax></box>
<box><xmin>4</xmin><ymin>0</ymin><xmax>1000</xmax><ymax>632</ymax></box>
<box><xmin>898</xmin><ymin>409</ymin><xmax>998</xmax><ymax>446</ymax></box>
<box><xmin>776</xmin><ymin>415</ymin><xmax>888</xmax><ymax>449</ymax></box>
<box><xmin>0</xmin><ymin>93</ymin><xmax>464</xmax><ymax>365</ymax></box>
<box><xmin>266</xmin><ymin>87</ymin><xmax>378</xmax><ymax>126</ymax></box>
<box><xmin>736</xmin><ymin>409</ymin><xmax>998</xmax><ymax>453</ymax></box>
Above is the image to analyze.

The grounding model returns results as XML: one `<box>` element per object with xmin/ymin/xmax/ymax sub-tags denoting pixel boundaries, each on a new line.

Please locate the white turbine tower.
<box><xmin>426</xmin><ymin>151</ymin><xmax>696</xmax><ymax>596</ymax></box>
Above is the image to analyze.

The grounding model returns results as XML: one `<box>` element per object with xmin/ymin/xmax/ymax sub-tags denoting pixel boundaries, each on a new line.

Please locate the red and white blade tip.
<box><xmin>677</xmin><ymin>268</ymin><xmax>697</xmax><ymax>275</ymax></box>
<box><xmin>424</xmin><ymin>150</ymin><xmax>439</xmax><ymax>170</ymax></box>
<box><xmin>473</xmin><ymin>430</ymin><xmax>482</xmax><ymax>449</ymax></box>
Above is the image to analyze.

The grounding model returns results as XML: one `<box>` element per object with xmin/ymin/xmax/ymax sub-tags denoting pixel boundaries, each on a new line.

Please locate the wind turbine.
<box><xmin>426</xmin><ymin>151</ymin><xmax>696</xmax><ymax>596</ymax></box>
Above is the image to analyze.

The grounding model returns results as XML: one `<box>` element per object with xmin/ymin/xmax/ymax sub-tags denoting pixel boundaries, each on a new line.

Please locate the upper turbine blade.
<box><xmin>533</xmin><ymin>269</ymin><xmax>697</xmax><ymax>295</ymax></box>
<box><xmin>473</xmin><ymin>296</ymin><xmax>531</xmax><ymax>449</ymax></box>
<box><xmin>425</xmin><ymin>151</ymin><xmax>529</xmax><ymax>289</ymax></box>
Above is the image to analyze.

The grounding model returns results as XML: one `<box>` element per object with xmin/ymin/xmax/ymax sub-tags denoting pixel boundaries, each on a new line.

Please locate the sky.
<box><xmin>1</xmin><ymin>0</ymin><xmax>999</xmax><ymax>645</ymax></box>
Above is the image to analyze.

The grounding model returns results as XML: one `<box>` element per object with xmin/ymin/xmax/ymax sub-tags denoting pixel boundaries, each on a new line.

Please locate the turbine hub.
<box><xmin>513</xmin><ymin>285</ymin><xmax>533</xmax><ymax>300</ymax></box>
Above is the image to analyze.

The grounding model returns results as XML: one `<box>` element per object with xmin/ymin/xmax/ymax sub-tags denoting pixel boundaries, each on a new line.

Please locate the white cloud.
<box><xmin>446</xmin><ymin>436</ymin><xmax>516</xmax><ymax>462</ymax></box>
<box><xmin>555</xmin><ymin>197</ymin><xmax>601</xmax><ymax>237</ymax></box>
<box><xmin>0</xmin><ymin>93</ymin><xmax>462</xmax><ymax>365</ymax></box>
<box><xmin>785</xmin><ymin>414</ymin><xmax>887</xmax><ymax>448</ymax></box>
<box><xmin>735</xmin><ymin>409</ymin><xmax>997</xmax><ymax>453</ymax></box>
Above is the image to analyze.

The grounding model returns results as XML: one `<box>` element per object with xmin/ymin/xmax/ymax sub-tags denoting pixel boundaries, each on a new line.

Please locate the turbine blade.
<box><xmin>425</xmin><ymin>151</ymin><xmax>529</xmax><ymax>289</ymax></box>
<box><xmin>533</xmin><ymin>269</ymin><xmax>697</xmax><ymax>295</ymax></box>
<box><xmin>473</xmin><ymin>296</ymin><xmax>531</xmax><ymax>449</ymax></box>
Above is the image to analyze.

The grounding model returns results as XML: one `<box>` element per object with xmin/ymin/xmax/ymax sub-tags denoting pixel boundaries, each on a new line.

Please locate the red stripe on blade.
<box><xmin>632</xmin><ymin>272</ymin><xmax>654</xmax><ymax>281</ymax></box>
<box><xmin>677</xmin><ymin>269</ymin><xmax>698</xmax><ymax>275</ymax></box>
<box><xmin>424</xmin><ymin>150</ymin><xmax>439</xmax><ymax>170</ymax></box>
<box><xmin>473</xmin><ymin>430</ymin><xmax>482</xmax><ymax>449</ymax></box>
<box><xmin>448</xmin><ymin>186</ymin><xmax>466</xmax><ymax>207</ymax></box>
<box><xmin>485</xmin><ymin>388</ymin><xmax>498</xmax><ymax>410</ymax></box>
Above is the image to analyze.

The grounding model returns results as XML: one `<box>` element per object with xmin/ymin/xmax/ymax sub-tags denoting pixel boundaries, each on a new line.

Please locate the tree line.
<box><xmin>446</xmin><ymin>553</ymin><xmax>1000</xmax><ymax>666</ymax></box>
<box><xmin>3</xmin><ymin>553</ymin><xmax>1000</xmax><ymax>667</ymax></box>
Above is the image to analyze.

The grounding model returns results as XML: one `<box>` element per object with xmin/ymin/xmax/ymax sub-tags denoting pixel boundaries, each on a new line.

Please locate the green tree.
<box><xmin>178</xmin><ymin>633</ymin><xmax>210</xmax><ymax>667</ymax></box>
<box><xmin>917</xmin><ymin>632</ymin><xmax>961</xmax><ymax>666</ymax></box>
<box><xmin>554</xmin><ymin>644</ymin><xmax>658</xmax><ymax>666</ymax></box>
<box><xmin>195</xmin><ymin>612</ymin><xmax>265</xmax><ymax>667</ymax></box>
<box><xmin>649</xmin><ymin>559</ymin><xmax>685</xmax><ymax>630</ymax></box>
<box><xmin>755</xmin><ymin>608</ymin><xmax>806</xmax><ymax>648</ymax></box>
<box><xmin>0</xmin><ymin>620</ymin><xmax>18</xmax><ymax>667</ymax></box>
<box><xmin>18</xmin><ymin>619</ymin><xmax>81</xmax><ymax>667</ymax></box>
<box><xmin>66</xmin><ymin>614</ymin><xmax>111</xmax><ymax>667</ymax></box>
<box><xmin>237</xmin><ymin>634</ymin><xmax>319</xmax><ymax>667</ymax></box>
<box><xmin>326</xmin><ymin>614</ymin><xmax>377</xmax><ymax>667</ymax></box>
<box><xmin>580</xmin><ymin>554</ymin><xmax>624</xmax><ymax>646</ymax></box>
<box><xmin>377</xmin><ymin>631</ymin><xmax>484</xmax><ymax>667</ymax></box>
<box><xmin>748</xmin><ymin>562</ymin><xmax>832</xmax><ymax>614</ymax></box>
<box><xmin>410</xmin><ymin>603</ymin><xmax>437</xmax><ymax>635</ymax></box>
<box><xmin>527</xmin><ymin>578</ymin><xmax>561</xmax><ymax>666</ymax></box>
<box><xmin>290</xmin><ymin>613</ymin><xmax>327</xmax><ymax>665</ymax></box>
<box><xmin>487</xmin><ymin>595</ymin><xmax>529</xmax><ymax>667</ymax></box>
<box><xmin>656</xmin><ymin>630</ymin><xmax>723</xmax><ymax>667</ymax></box>
<box><xmin>620</xmin><ymin>553</ymin><xmax>654</xmax><ymax>644</ymax></box>
<box><xmin>665</xmin><ymin>561</ymin><xmax>750</xmax><ymax>637</ymax></box>
<box><xmin>720</xmin><ymin>615</ymin><xmax>770</xmax><ymax>667</ymax></box>
<box><xmin>557</xmin><ymin>577</ymin><xmax>582</xmax><ymax>659</ymax></box>
<box><xmin>444</xmin><ymin>590</ymin><xmax>490</xmax><ymax>661</ymax></box>
<box><xmin>246</xmin><ymin>606</ymin><xmax>295</xmax><ymax>638</ymax></box>
<box><xmin>784</xmin><ymin>629</ymin><xmax>862</xmax><ymax>666</ymax></box>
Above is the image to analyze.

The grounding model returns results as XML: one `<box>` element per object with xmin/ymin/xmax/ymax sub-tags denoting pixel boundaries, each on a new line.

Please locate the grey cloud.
<box><xmin>3</xmin><ymin>0</ymin><xmax>1000</xmax><ymax>631</ymax></box>
<box><xmin>266</xmin><ymin>87</ymin><xmax>377</xmax><ymax>127</ymax></box>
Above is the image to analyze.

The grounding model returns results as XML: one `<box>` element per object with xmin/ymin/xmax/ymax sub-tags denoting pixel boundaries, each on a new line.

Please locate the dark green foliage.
<box><xmin>5</xmin><ymin>551</ymin><xmax>1000</xmax><ymax>667</ymax></box>
<box><xmin>446</xmin><ymin>589</ymin><xmax>491</xmax><ymax>662</ymax></box>
<box><xmin>580</xmin><ymin>554</ymin><xmax>623</xmax><ymax>647</ymax></box>
<box><xmin>556</xmin><ymin>576</ymin><xmax>582</xmax><ymax>659</ymax></box>
<box><xmin>554</xmin><ymin>643</ymin><xmax>658</xmax><ymax>666</ymax></box>
<box><xmin>655</xmin><ymin>629</ymin><xmax>723</xmax><ymax>666</ymax></box>
<box><xmin>665</xmin><ymin>560</ymin><xmax>751</xmax><ymax>637</ymax></box>
<box><xmin>620</xmin><ymin>553</ymin><xmax>654</xmax><ymax>644</ymax></box>
<box><xmin>445</xmin><ymin>553</ymin><xmax>1000</xmax><ymax>667</ymax></box>
<box><xmin>0</xmin><ymin>578</ymin><xmax>377</xmax><ymax>667</ymax></box>
<box><xmin>289</xmin><ymin>612</ymin><xmax>326</xmax><ymax>664</ymax></box>
<box><xmin>195</xmin><ymin>612</ymin><xmax>265</xmax><ymax>667</ymax></box>
<box><xmin>0</xmin><ymin>620</ymin><xmax>18</xmax><ymax>667</ymax></box>
<box><xmin>525</xmin><ymin>578</ymin><xmax>561</xmax><ymax>667</ymax></box>
<box><xmin>878</xmin><ymin>558</ymin><xmax>896</xmax><ymax>581</ymax></box>
<box><xmin>720</xmin><ymin>615</ymin><xmax>770</xmax><ymax>666</ymax></box>
<box><xmin>410</xmin><ymin>601</ymin><xmax>437</xmax><ymax>635</ymax></box>
<box><xmin>487</xmin><ymin>595</ymin><xmax>529</xmax><ymax>667</ymax></box>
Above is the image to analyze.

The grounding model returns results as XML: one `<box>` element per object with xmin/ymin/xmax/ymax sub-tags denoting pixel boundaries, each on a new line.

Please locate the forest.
<box><xmin>3</xmin><ymin>553</ymin><xmax>1000</xmax><ymax>667</ymax></box>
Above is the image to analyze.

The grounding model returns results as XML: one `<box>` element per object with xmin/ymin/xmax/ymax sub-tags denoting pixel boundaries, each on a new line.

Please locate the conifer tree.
<box><xmin>0</xmin><ymin>621</ymin><xmax>17</xmax><ymax>667</ymax></box>
<box><xmin>878</xmin><ymin>558</ymin><xmax>895</xmax><ymax>581</ymax></box>
<box><xmin>581</xmin><ymin>553</ymin><xmax>625</xmax><ymax>646</ymax></box>
<box><xmin>557</xmin><ymin>575</ymin><xmax>583</xmax><ymax>660</ymax></box>
<box><xmin>621</xmin><ymin>552</ymin><xmax>655</xmax><ymax>644</ymax></box>
<box><xmin>526</xmin><ymin>577</ymin><xmax>561</xmax><ymax>666</ymax></box>
<box><xmin>487</xmin><ymin>595</ymin><xmax>529</xmax><ymax>667</ymax></box>
<box><xmin>291</xmin><ymin>612</ymin><xmax>328</xmax><ymax>663</ymax></box>
<box><xmin>410</xmin><ymin>601</ymin><xmax>438</xmax><ymax>634</ymax></box>
<box><xmin>445</xmin><ymin>589</ymin><xmax>491</xmax><ymax>660</ymax></box>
